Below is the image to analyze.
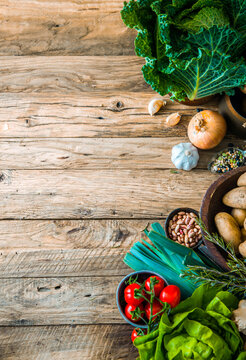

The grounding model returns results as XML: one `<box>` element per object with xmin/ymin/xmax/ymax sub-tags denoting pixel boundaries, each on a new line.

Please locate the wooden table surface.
<box><xmin>0</xmin><ymin>1</ymin><xmax>245</xmax><ymax>359</ymax></box>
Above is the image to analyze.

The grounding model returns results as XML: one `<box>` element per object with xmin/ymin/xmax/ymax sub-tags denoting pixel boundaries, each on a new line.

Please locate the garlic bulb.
<box><xmin>148</xmin><ymin>98</ymin><xmax>166</xmax><ymax>116</ymax></box>
<box><xmin>166</xmin><ymin>112</ymin><xmax>181</xmax><ymax>127</ymax></box>
<box><xmin>171</xmin><ymin>142</ymin><xmax>199</xmax><ymax>171</ymax></box>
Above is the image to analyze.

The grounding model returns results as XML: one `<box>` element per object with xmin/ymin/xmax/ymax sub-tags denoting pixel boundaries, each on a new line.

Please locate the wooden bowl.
<box><xmin>219</xmin><ymin>90</ymin><xmax>246</xmax><ymax>138</ymax></box>
<box><xmin>200</xmin><ymin>166</ymin><xmax>246</xmax><ymax>270</ymax></box>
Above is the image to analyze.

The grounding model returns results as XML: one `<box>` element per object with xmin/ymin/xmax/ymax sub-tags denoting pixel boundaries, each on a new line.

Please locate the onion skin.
<box><xmin>188</xmin><ymin>110</ymin><xmax>227</xmax><ymax>150</ymax></box>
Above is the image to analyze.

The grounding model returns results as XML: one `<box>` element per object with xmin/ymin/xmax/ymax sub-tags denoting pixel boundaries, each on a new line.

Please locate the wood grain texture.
<box><xmin>0</xmin><ymin>276</ymin><xmax>126</xmax><ymax>325</ymax></box>
<box><xmin>0</xmin><ymin>219</ymin><xmax>151</xmax><ymax>277</ymax></box>
<box><xmin>0</xmin><ymin>93</ymin><xmax>219</xmax><ymax>138</ymax></box>
<box><xmin>0</xmin><ymin>56</ymin><xmax>146</xmax><ymax>93</ymax></box>
<box><xmin>0</xmin><ymin>0</ymin><xmax>136</xmax><ymax>56</ymax></box>
<box><xmin>0</xmin><ymin>219</ymin><xmax>149</xmax><ymax>250</ymax></box>
<box><xmin>0</xmin><ymin>248</ymin><xmax>129</xmax><ymax>278</ymax></box>
<box><xmin>0</xmin><ymin>169</ymin><xmax>217</xmax><ymax>219</ymax></box>
<box><xmin>0</xmin><ymin>138</ymin><xmax>244</xmax><ymax>169</ymax></box>
<box><xmin>0</xmin><ymin>325</ymin><xmax>137</xmax><ymax>359</ymax></box>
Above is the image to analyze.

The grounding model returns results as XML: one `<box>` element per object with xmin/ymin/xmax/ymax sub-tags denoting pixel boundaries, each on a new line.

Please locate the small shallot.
<box><xmin>148</xmin><ymin>98</ymin><xmax>166</xmax><ymax>116</ymax></box>
<box><xmin>166</xmin><ymin>112</ymin><xmax>181</xmax><ymax>127</ymax></box>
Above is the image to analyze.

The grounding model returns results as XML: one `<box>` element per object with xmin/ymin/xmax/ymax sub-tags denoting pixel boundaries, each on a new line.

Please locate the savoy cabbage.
<box><xmin>121</xmin><ymin>0</ymin><xmax>246</xmax><ymax>101</ymax></box>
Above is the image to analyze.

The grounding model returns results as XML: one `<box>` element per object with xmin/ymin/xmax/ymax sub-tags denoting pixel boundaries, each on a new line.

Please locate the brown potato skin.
<box><xmin>223</xmin><ymin>187</ymin><xmax>246</xmax><ymax>209</ymax></box>
<box><xmin>239</xmin><ymin>241</ymin><xmax>246</xmax><ymax>258</ymax></box>
<box><xmin>231</xmin><ymin>208</ymin><xmax>246</xmax><ymax>227</ymax></box>
<box><xmin>237</xmin><ymin>172</ymin><xmax>246</xmax><ymax>187</ymax></box>
<box><xmin>215</xmin><ymin>212</ymin><xmax>241</xmax><ymax>251</ymax></box>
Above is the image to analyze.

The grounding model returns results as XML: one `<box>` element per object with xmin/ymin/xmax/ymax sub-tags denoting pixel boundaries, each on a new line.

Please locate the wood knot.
<box><xmin>116</xmin><ymin>101</ymin><xmax>123</xmax><ymax>108</ymax></box>
<box><xmin>109</xmin><ymin>100</ymin><xmax>125</xmax><ymax>112</ymax></box>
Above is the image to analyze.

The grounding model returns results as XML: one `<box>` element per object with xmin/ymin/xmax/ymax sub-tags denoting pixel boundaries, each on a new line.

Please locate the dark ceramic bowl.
<box><xmin>200</xmin><ymin>166</ymin><xmax>246</xmax><ymax>271</ymax></box>
<box><xmin>219</xmin><ymin>90</ymin><xmax>246</xmax><ymax>138</ymax></box>
<box><xmin>164</xmin><ymin>207</ymin><xmax>202</xmax><ymax>250</ymax></box>
<box><xmin>116</xmin><ymin>271</ymin><xmax>168</xmax><ymax>328</ymax></box>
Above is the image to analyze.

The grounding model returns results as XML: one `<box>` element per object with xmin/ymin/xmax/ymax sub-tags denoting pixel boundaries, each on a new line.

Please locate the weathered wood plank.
<box><xmin>0</xmin><ymin>325</ymin><xmax>137</xmax><ymax>359</ymax></box>
<box><xmin>0</xmin><ymin>248</ymin><xmax>130</xmax><ymax>278</ymax></box>
<box><xmin>0</xmin><ymin>219</ymin><xmax>152</xmax><ymax>277</ymax></box>
<box><xmin>0</xmin><ymin>169</ymin><xmax>217</xmax><ymax>219</ymax></box>
<box><xmin>0</xmin><ymin>56</ymin><xmax>146</xmax><ymax>93</ymax></box>
<box><xmin>0</xmin><ymin>0</ymin><xmax>136</xmax><ymax>56</ymax></box>
<box><xmin>0</xmin><ymin>276</ymin><xmax>128</xmax><ymax>325</ymax></box>
<box><xmin>0</xmin><ymin>138</ymin><xmax>244</xmax><ymax>169</ymax></box>
<box><xmin>0</xmin><ymin>93</ymin><xmax>219</xmax><ymax>138</ymax></box>
<box><xmin>0</xmin><ymin>219</ymin><xmax>150</xmax><ymax>250</ymax></box>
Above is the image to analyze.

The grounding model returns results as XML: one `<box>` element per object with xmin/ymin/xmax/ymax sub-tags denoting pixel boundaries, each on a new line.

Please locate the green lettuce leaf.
<box><xmin>134</xmin><ymin>285</ymin><xmax>246</xmax><ymax>360</ymax></box>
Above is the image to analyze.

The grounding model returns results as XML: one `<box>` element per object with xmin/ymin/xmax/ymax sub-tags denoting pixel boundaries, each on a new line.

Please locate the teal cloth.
<box><xmin>134</xmin><ymin>285</ymin><xmax>246</xmax><ymax>360</ymax></box>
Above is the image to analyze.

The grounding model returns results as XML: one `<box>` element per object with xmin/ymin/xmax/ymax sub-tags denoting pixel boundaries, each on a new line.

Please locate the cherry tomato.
<box><xmin>159</xmin><ymin>285</ymin><xmax>181</xmax><ymax>308</ymax></box>
<box><xmin>124</xmin><ymin>283</ymin><xmax>145</xmax><ymax>306</ymax></box>
<box><xmin>145</xmin><ymin>276</ymin><xmax>165</xmax><ymax>296</ymax></box>
<box><xmin>125</xmin><ymin>303</ymin><xmax>144</xmax><ymax>322</ymax></box>
<box><xmin>145</xmin><ymin>299</ymin><xmax>164</xmax><ymax>321</ymax></box>
<box><xmin>131</xmin><ymin>328</ymin><xmax>146</xmax><ymax>343</ymax></box>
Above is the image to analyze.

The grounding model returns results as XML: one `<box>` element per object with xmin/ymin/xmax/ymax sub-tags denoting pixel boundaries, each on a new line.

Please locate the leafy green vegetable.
<box><xmin>134</xmin><ymin>285</ymin><xmax>246</xmax><ymax>359</ymax></box>
<box><xmin>121</xmin><ymin>0</ymin><xmax>246</xmax><ymax>101</ymax></box>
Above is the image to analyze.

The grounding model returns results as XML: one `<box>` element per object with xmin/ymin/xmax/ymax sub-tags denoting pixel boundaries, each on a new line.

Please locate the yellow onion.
<box><xmin>188</xmin><ymin>110</ymin><xmax>227</xmax><ymax>150</ymax></box>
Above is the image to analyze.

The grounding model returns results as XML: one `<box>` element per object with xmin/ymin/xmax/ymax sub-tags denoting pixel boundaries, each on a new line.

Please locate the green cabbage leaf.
<box><xmin>121</xmin><ymin>0</ymin><xmax>246</xmax><ymax>101</ymax></box>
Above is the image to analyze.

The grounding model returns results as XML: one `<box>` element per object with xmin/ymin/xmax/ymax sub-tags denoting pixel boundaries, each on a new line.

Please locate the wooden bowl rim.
<box><xmin>200</xmin><ymin>166</ymin><xmax>246</xmax><ymax>271</ymax></box>
<box><xmin>225</xmin><ymin>95</ymin><xmax>246</xmax><ymax>122</ymax></box>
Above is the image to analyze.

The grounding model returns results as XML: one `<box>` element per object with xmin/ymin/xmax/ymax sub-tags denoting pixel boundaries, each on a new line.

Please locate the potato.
<box><xmin>239</xmin><ymin>241</ymin><xmax>246</xmax><ymax>258</ymax></box>
<box><xmin>244</xmin><ymin>218</ymin><xmax>246</xmax><ymax>231</ymax></box>
<box><xmin>237</xmin><ymin>172</ymin><xmax>246</xmax><ymax>186</ymax></box>
<box><xmin>241</xmin><ymin>228</ymin><xmax>246</xmax><ymax>242</ymax></box>
<box><xmin>223</xmin><ymin>187</ymin><xmax>246</xmax><ymax>209</ymax></box>
<box><xmin>214</xmin><ymin>212</ymin><xmax>241</xmax><ymax>251</ymax></box>
<box><xmin>231</xmin><ymin>208</ymin><xmax>246</xmax><ymax>226</ymax></box>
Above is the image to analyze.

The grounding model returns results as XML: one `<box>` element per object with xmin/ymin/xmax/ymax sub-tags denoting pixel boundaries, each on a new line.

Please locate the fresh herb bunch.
<box><xmin>121</xmin><ymin>0</ymin><xmax>246</xmax><ymax>101</ymax></box>
<box><xmin>182</xmin><ymin>219</ymin><xmax>246</xmax><ymax>298</ymax></box>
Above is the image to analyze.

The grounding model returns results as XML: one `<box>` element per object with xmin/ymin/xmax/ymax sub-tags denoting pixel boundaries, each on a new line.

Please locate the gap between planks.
<box><xmin>0</xmin><ymin>276</ymin><xmax>133</xmax><ymax>325</ymax></box>
<box><xmin>0</xmin><ymin>219</ymin><xmax>152</xmax><ymax>278</ymax></box>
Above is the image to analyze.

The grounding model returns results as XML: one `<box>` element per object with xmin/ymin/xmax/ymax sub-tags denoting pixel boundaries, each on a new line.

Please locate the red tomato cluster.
<box><xmin>123</xmin><ymin>275</ymin><xmax>181</xmax><ymax>343</ymax></box>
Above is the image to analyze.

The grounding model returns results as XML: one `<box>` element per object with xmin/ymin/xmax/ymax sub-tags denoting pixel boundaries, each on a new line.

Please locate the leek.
<box><xmin>124</xmin><ymin>222</ymin><xmax>212</xmax><ymax>298</ymax></box>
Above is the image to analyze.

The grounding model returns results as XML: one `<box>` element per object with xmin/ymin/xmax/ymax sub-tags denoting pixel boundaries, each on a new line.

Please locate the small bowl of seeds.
<box><xmin>208</xmin><ymin>146</ymin><xmax>246</xmax><ymax>174</ymax></box>
<box><xmin>164</xmin><ymin>208</ymin><xmax>202</xmax><ymax>249</ymax></box>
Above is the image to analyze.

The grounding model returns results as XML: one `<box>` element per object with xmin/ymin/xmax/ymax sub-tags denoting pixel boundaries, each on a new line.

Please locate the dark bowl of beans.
<box><xmin>164</xmin><ymin>208</ymin><xmax>202</xmax><ymax>249</ymax></box>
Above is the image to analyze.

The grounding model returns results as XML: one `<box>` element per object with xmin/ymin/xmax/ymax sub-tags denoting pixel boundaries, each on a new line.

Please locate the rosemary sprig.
<box><xmin>181</xmin><ymin>219</ymin><xmax>246</xmax><ymax>298</ymax></box>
